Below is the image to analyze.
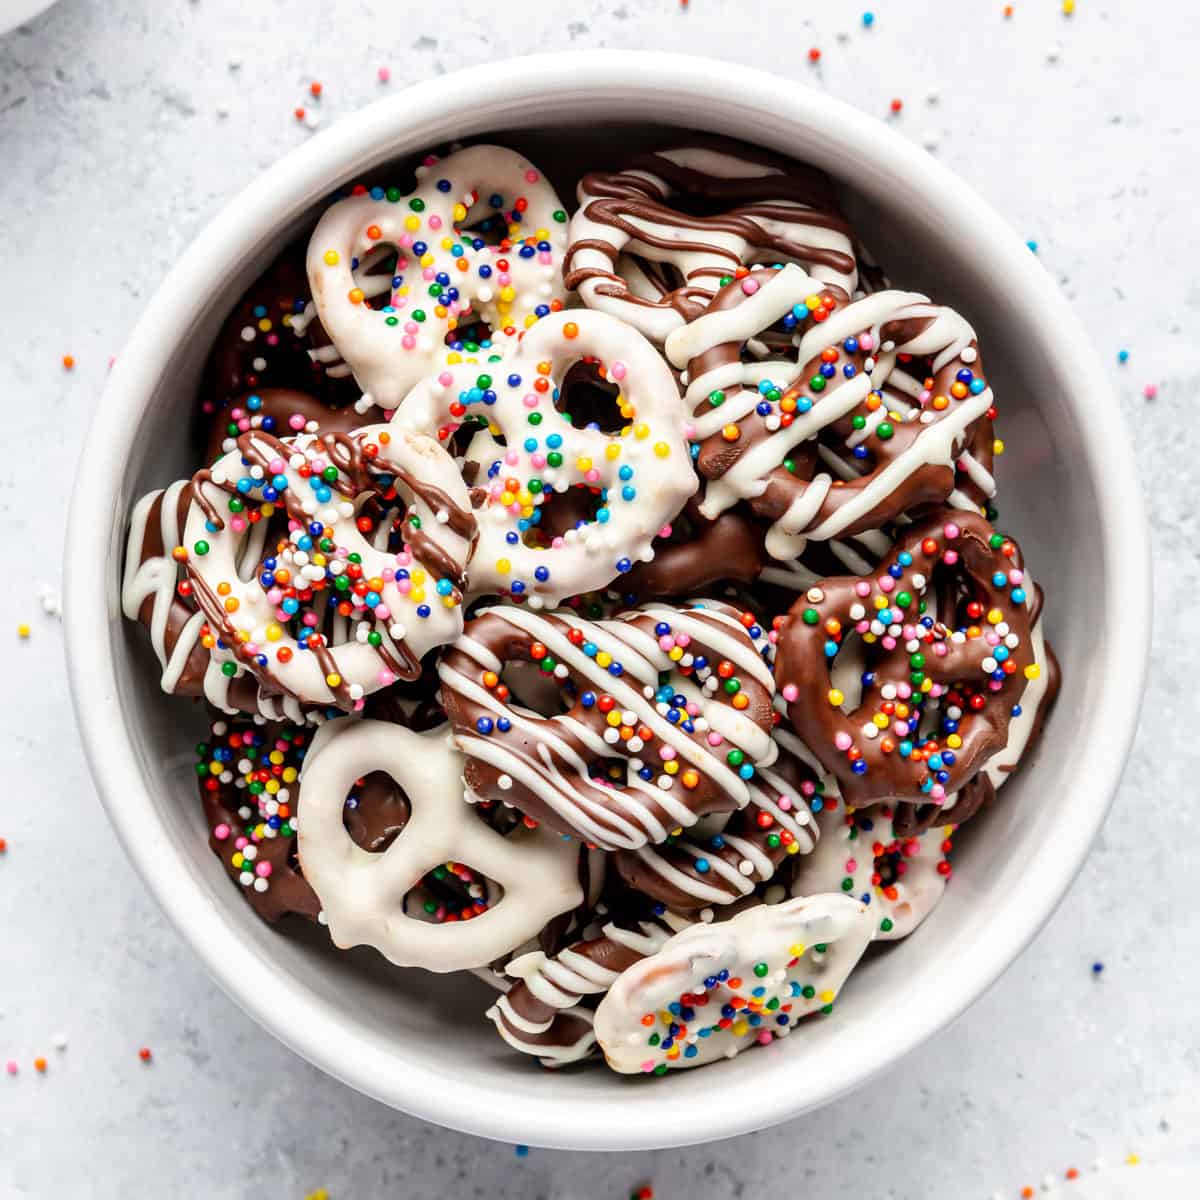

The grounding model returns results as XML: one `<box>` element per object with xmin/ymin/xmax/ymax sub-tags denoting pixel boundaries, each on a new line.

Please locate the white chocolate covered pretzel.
<box><xmin>297</xmin><ymin>720</ymin><xmax>583</xmax><ymax>971</ymax></box>
<box><xmin>394</xmin><ymin>309</ymin><xmax>697</xmax><ymax>606</ymax></box>
<box><xmin>306</xmin><ymin>145</ymin><xmax>569</xmax><ymax>409</ymax></box>
<box><xmin>182</xmin><ymin>425</ymin><xmax>475</xmax><ymax>710</ymax></box>
<box><xmin>593</xmin><ymin>893</ymin><xmax>874</xmax><ymax>1073</ymax></box>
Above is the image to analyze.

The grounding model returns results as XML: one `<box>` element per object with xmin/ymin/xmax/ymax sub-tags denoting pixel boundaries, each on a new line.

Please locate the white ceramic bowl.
<box><xmin>0</xmin><ymin>0</ymin><xmax>61</xmax><ymax>37</ymax></box>
<box><xmin>65</xmin><ymin>51</ymin><xmax>1151</xmax><ymax>1150</ymax></box>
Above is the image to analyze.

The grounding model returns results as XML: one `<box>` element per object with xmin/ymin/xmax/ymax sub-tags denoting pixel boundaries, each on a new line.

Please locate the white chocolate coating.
<box><xmin>183</xmin><ymin>425</ymin><xmax>474</xmax><ymax>709</ymax></box>
<box><xmin>790</xmin><ymin>808</ymin><xmax>951</xmax><ymax>940</ymax></box>
<box><xmin>394</xmin><ymin>309</ymin><xmax>697</xmax><ymax>606</ymax></box>
<box><xmin>593</xmin><ymin>893</ymin><xmax>873</xmax><ymax>1072</ymax></box>
<box><xmin>306</xmin><ymin>145</ymin><xmax>568</xmax><ymax>409</ymax></box>
<box><xmin>297</xmin><ymin>720</ymin><xmax>583</xmax><ymax>972</ymax></box>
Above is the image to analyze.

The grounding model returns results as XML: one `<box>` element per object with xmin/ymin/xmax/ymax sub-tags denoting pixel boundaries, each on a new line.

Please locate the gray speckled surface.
<box><xmin>0</xmin><ymin>1</ymin><xmax>1194</xmax><ymax>1197</ymax></box>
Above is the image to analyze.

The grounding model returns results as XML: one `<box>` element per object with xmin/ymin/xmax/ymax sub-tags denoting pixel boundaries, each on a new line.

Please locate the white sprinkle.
<box><xmin>52</xmin><ymin>1033</ymin><xmax>68</xmax><ymax>1051</ymax></box>
<box><xmin>497</xmin><ymin>774</ymin><xmax>512</xmax><ymax>791</ymax></box>
<box><xmin>1047</xmin><ymin>41</ymin><xmax>1062</xmax><ymax>61</ymax></box>
<box><xmin>921</xmin><ymin>130</ymin><xmax>940</xmax><ymax>151</ymax></box>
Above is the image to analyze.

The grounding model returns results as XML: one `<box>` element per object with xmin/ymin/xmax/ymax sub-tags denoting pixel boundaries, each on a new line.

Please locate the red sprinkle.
<box><xmin>808</xmin><ymin>47</ymin><xmax>821</xmax><ymax>63</ymax></box>
<box><xmin>890</xmin><ymin>98</ymin><xmax>904</xmax><ymax>114</ymax></box>
<box><xmin>309</xmin><ymin>81</ymin><xmax>323</xmax><ymax>98</ymax></box>
<box><xmin>138</xmin><ymin>1047</ymin><xmax>153</xmax><ymax>1063</ymax></box>
<box><xmin>294</xmin><ymin>107</ymin><xmax>306</xmax><ymax>121</ymax></box>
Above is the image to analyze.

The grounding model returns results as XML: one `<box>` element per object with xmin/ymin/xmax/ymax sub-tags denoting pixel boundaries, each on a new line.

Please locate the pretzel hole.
<box><xmin>446</xmin><ymin>316</ymin><xmax>494</xmax><ymax>350</ymax></box>
<box><xmin>524</xmin><ymin>485</ymin><xmax>605</xmax><ymax>547</ymax></box>
<box><xmin>456</xmin><ymin>195</ymin><xmax>513</xmax><ymax>247</ymax></box>
<box><xmin>353</xmin><ymin>243</ymin><xmax>400</xmax><ymax>312</ymax></box>
<box><xmin>497</xmin><ymin>658</ymin><xmax>571</xmax><ymax>718</ymax></box>
<box><xmin>828</xmin><ymin>635</ymin><xmax>867</xmax><ymax>713</ymax></box>
<box><xmin>556</xmin><ymin>360</ymin><xmax>626</xmax><ymax>434</ymax></box>
<box><xmin>342</xmin><ymin>771</ymin><xmax>504</xmax><ymax>919</ymax></box>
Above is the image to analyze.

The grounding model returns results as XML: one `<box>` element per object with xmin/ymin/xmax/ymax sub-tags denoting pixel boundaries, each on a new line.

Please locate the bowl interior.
<box><xmin>92</xmin><ymin>67</ymin><xmax>1132</xmax><ymax>1150</ymax></box>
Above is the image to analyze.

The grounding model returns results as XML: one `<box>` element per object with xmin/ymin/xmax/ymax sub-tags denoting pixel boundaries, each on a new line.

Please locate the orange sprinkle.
<box><xmin>1021</xmin><ymin>1189</ymin><xmax>1034</xmax><ymax>1199</ymax></box>
<box><xmin>294</xmin><ymin>106</ymin><xmax>306</xmax><ymax>120</ymax></box>
<box><xmin>1066</xmin><ymin>1168</ymin><xmax>1079</xmax><ymax>1180</ymax></box>
<box><xmin>721</xmin><ymin>424</ymin><xmax>740</xmax><ymax>442</ymax></box>
<box><xmin>62</xmin><ymin>354</ymin><xmax>75</xmax><ymax>370</ymax></box>
<box><xmin>310</xmin><ymin>81</ymin><xmax>323</xmax><ymax>97</ymax></box>
<box><xmin>34</xmin><ymin>1057</ymin><xmax>47</xmax><ymax>1073</ymax></box>
<box><xmin>563</xmin><ymin>322</ymin><xmax>579</xmax><ymax>339</ymax></box>
<box><xmin>366</xmin><ymin>224</ymin><xmax>382</xmax><ymax>240</ymax></box>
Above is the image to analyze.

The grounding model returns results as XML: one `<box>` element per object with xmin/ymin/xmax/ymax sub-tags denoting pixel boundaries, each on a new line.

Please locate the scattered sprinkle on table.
<box><xmin>138</xmin><ymin>1047</ymin><xmax>153</xmax><ymax>1063</ymax></box>
<box><xmin>1063</xmin><ymin>0</ymin><xmax>1075</xmax><ymax>13</ymax></box>
<box><xmin>62</xmin><ymin>354</ymin><xmax>75</xmax><ymax>370</ymax></box>
<box><xmin>5</xmin><ymin>1061</ymin><xmax>16</xmax><ymax>1076</ymax></box>
<box><xmin>1047</xmin><ymin>42</ymin><xmax>1062</xmax><ymax>62</ymax></box>
<box><xmin>294</xmin><ymin>106</ymin><xmax>306</xmax><ymax>121</ymax></box>
<box><xmin>1004</xmin><ymin>4</ymin><xmax>1014</xmax><ymax>15</ymax></box>
<box><xmin>808</xmin><ymin>47</ymin><xmax>821</xmax><ymax>63</ymax></box>
<box><xmin>309</xmin><ymin>81</ymin><xmax>323</xmax><ymax>98</ymax></box>
<box><xmin>1026</xmin><ymin>239</ymin><xmax>1039</xmax><ymax>253</ymax></box>
<box><xmin>514</xmin><ymin>1144</ymin><xmax>529</xmax><ymax>1158</ymax></box>
<box><xmin>1117</xmin><ymin>348</ymin><xmax>1129</xmax><ymax>363</ymax></box>
<box><xmin>34</xmin><ymin>1057</ymin><xmax>47</xmax><ymax>1074</ymax></box>
<box><xmin>53</xmin><ymin>1033</ymin><xmax>67</xmax><ymax>1050</ymax></box>
<box><xmin>377</xmin><ymin>66</ymin><xmax>391</xmax><ymax>83</ymax></box>
<box><xmin>1092</xmin><ymin>961</ymin><xmax>1104</xmax><ymax>975</ymax></box>
<box><xmin>862</xmin><ymin>11</ymin><xmax>875</xmax><ymax>26</ymax></box>
<box><xmin>1143</xmin><ymin>383</ymin><xmax>1159</xmax><ymax>399</ymax></box>
<box><xmin>632</xmin><ymin>1188</ymin><xmax>654</xmax><ymax>1200</ymax></box>
<box><xmin>889</xmin><ymin>98</ymin><xmax>903</xmax><ymax>114</ymax></box>
<box><xmin>17</xmin><ymin>623</ymin><xmax>30</xmax><ymax>639</ymax></box>
<box><xmin>305</xmin><ymin>1191</ymin><xmax>330</xmax><ymax>1200</ymax></box>
<box><xmin>0</xmin><ymin>838</ymin><xmax>7</xmax><ymax>853</ymax></box>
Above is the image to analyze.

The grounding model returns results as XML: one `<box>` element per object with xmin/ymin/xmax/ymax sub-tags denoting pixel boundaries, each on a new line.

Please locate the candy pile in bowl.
<box><xmin>122</xmin><ymin>139</ymin><xmax>1059</xmax><ymax>1076</ymax></box>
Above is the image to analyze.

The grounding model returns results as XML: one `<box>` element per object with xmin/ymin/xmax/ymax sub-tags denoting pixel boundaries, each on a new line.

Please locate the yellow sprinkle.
<box><xmin>231</xmin><ymin>853</ymin><xmax>244</xmax><ymax>869</ymax></box>
<box><xmin>633</xmin><ymin>423</ymin><xmax>649</xmax><ymax>440</ymax></box>
<box><xmin>322</xmin><ymin>250</ymin><xmax>339</xmax><ymax>266</ymax></box>
<box><xmin>446</xmin><ymin>351</ymin><xmax>462</xmax><ymax>365</ymax></box>
<box><xmin>668</xmin><ymin>646</ymin><xmax>684</xmax><ymax>662</ymax></box>
<box><xmin>786</xmin><ymin>842</ymin><xmax>800</xmax><ymax>855</ymax></box>
<box><xmin>664</xmin><ymin>760</ymin><xmax>679</xmax><ymax>775</ymax></box>
<box><xmin>411</xmin><ymin>569</ymin><xmax>426</xmax><ymax>585</ymax></box>
<box><xmin>404</xmin><ymin>215</ymin><xmax>421</xmax><ymax>232</ymax></box>
<box><xmin>500</xmin><ymin>286</ymin><xmax>515</xmax><ymax>303</ymax></box>
<box><xmin>653</xmin><ymin>441</ymin><xmax>670</xmax><ymax>458</ymax></box>
<box><xmin>452</xmin><ymin>204</ymin><xmax>467</xmax><ymax>222</ymax></box>
<box><xmin>325</xmin><ymin>673</ymin><xmax>342</xmax><ymax>688</ymax></box>
<box><xmin>606</xmin><ymin>711</ymin><xmax>622</xmax><ymax>727</ymax></box>
<box><xmin>269</xmin><ymin>750</ymin><xmax>284</xmax><ymax>765</ymax></box>
<box><xmin>411</xmin><ymin>588</ymin><xmax>425</xmax><ymax>603</ymax></box>
<box><xmin>265</xmin><ymin>779</ymin><xmax>279</xmax><ymax>794</ymax></box>
<box><xmin>872</xmin><ymin>713</ymin><xmax>888</xmax><ymax>729</ymax></box>
<box><xmin>434</xmin><ymin>305</ymin><xmax>448</xmax><ymax>319</ymax></box>
<box><xmin>266</xmin><ymin>624</ymin><xmax>283</xmax><ymax>642</ymax></box>
<box><xmin>419</xmin><ymin>252</ymin><xmax>434</xmax><ymax>268</ymax></box>
<box><xmin>261</xmin><ymin>503</ymin><xmax>276</xmax><ymax>517</ymax></box>
<box><xmin>523</xmin><ymin>313</ymin><xmax>538</xmax><ymax>329</ymax></box>
<box><xmin>605</xmin><ymin>444</ymin><xmax>621</xmax><ymax>460</ymax></box>
<box><xmin>863</xmin><ymin>632</ymin><xmax>877</xmax><ymax>644</ymax></box>
<box><xmin>576</xmin><ymin>457</ymin><xmax>592</xmax><ymax>472</ymax></box>
<box><xmin>731</xmin><ymin>1020</ymin><xmax>749</xmax><ymax>1037</ymax></box>
<box><xmin>440</xmin><ymin>236</ymin><xmax>454</xmax><ymax>251</ymax></box>
<box><xmin>595</xmin><ymin>651</ymin><xmax>612</xmax><ymax>668</ymax></box>
<box><xmin>920</xmin><ymin>677</ymin><xmax>933</xmax><ymax>693</ymax></box>
<box><xmin>804</xmin><ymin>294</ymin><xmax>821</xmax><ymax>311</ymax></box>
<box><xmin>282</xmin><ymin>767</ymin><xmax>298</xmax><ymax>783</ymax></box>
<box><xmin>257</xmin><ymin>318</ymin><xmax>272</xmax><ymax>333</ymax></box>
<box><xmin>16</xmin><ymin>623</ymin><xmax>30</xmax><ymax>638</ymax></box>
<box><xmin>993</xmin><ymin>438</ymin><xmax>1005</xmax><ymax>455</ymax></box>
<box><xmin>1024</xmin><ymin>663</ymin><xmax>1041</xmax><ymax>680</ymax></box>
<box><xmin>987</xmin><ymin>607</ymin><xmax>1003</xmax><ymax>625</ymax></box>
<box><xmin>1062</xmin><ymin>0</ymin><xmax>1075</xmax><ymax>12</ymax></box>
<box><xmin>819</xmin><ymin>989</ymin><xmax>835</xmax><ymax>1004</ymax></box>
<box><xmin>1125</xmin><ymin>1154</ymin><xmax>1139</xmax><ymax>1166</ymax></box>
<box><xmin>828</xmin><ymin>688</ymin><xmax>844</xmax><ymax>706</ymax></box>
<box><xmin>789</xmin><ymin>943</ymin><xmax>806</xmax><ymax>958</ymax></box>
<box><xmin>946</xmin><ymin>733</ymin><xmax>963</xmax><ymax>749</ymax></box>
<box><xmin>874</xmin><ymin>595</ymin><xmax>888</xmax><ymax>610</ymax></box>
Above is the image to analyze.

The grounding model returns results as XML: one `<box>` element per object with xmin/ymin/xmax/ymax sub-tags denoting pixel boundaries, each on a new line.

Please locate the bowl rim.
<box><xmin>65</xmin><ymin>49</ymin><xmax>1152</xmax><ymax>1150</ymax></box>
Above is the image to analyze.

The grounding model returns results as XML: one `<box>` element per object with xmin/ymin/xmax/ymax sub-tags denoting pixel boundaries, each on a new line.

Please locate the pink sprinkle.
<box><xmin>428</xmin><ymin>215</ymin><xmax>442</xmax><ymax>231</ymax></box>
<box><xmin>799</xmin><ymin>780</ymin><xmax>815</xmax><ymax>796</ymax></box>
<box><xmin>930</xmin><ymin>784</ymin><xmax>946</xmax><ymax>801</ymax></box>
<box><xmin>834</xmin><ymin>731</ymin><xmax>853</xmax><ymax>751</ymax></box>
<box><xmin>256</xmin><ymin>862</ymin><xmax>272</xmax><ymax>878</ymax></box>
<box><xmin>1143</xmin><ymin>383</ymin><xmax>1158</xmax><ymax>399</ymax></box>
<box><xmin>676</xmin><ymin>633</ymin><xmax>691</xmax><ymax>648</ymax></box>
<box><xmin>741</xmin><ymin>278</ymin><xmax>759</xmax><ymax>295</ymax></box>
<box><xmin>289</xmin><ymin>414</ymin><xmax>306</xmax><ymax>431</ymax></box>
<box><xmin>858</xmin><ymin>333</ymin><xmax>874</xmax><ymax>352</ymax></box>
<box><xmin>530</xmin><ymin>453</ymin><xmax>546</xmax><ymax>469</ymax></box>
<box><xmin>401</xmin><ymin>335</ymin><xmax>416</xmax><ymax>350</ymax></box>
<box><xmin>213</xmin><ymin>823</ymin><xmax>230</xmax><ymax>841</ymax></box>
<box><xmin>378</xmin><ymin>669</ymin><xmax>396</xmax><ymax>686</ymax></box>
<box><xmin>892</xmin><ymin>720</ymin><xmax>908</xmax><ymax>736</ymax></box>
<box><xmin>881</xmin><ymin>636</ymin><xmax>896</xmax><ymax>650</ymax></box>
<box><xmin>658</xmin><ymin>635</ymin><xmax>675</xmax><ymax>652</ymax></box>
<box><xmin>235</xmin><ymin>837</ymin><xmax>248</xmax><ymax>851</ymax></box>
<box><xmin>706</xmin><ymin>732</ymin><xmax>723</xmax><ymax>747</ymax></box>
<box><xmin>504</xmin><ymin>450</ymin><xmax>520</xmax><ymax>466</ymax></box>
<box><xmin>551</xmin><ymin>536</ymin><xmax>565</xmax><ymax>549</ymax></box>
<box><xmin>375</xmin><ymin>604</ymin><xmax>391</xmax><ymax>621</ymax></box>
<box><xmin>523</xmin><ymin>394</ymin><xmax>539</xmax><ymax>408</ymax></box>
<box><xmin>660</xmin><ymin>746</ymin><xmax>677</xmax><ymax>761</ymax></box>
<box><xmin>1009</xmin><ymin>569</ymin><xmax>1024</xmax><ymax>585</ymax></box>
<box><xmin>5</xmin><ymin>1061</ymin><xmax>16</xmax><ymax>1076</ymax></box>
<box><xmin>782</xmin><ymin>683</ymin><xmax>798</xmax><ymax>702</ymax></box>
<box><xmin>756</xmin><ymin>1031</ymin><xmax>773</xmax><ymax>1046</ymax></box>
<box><xmin>585</xmin><ymin>469</ymin><xmax>601</xmax><ymax>483</ymax></box>
<box><xmin>854</xmin><ymin>580</ymin><xmax>871</xmax><ymax>597</ymax></box>
<box><xmin>778</xmin><ymin>795</ymin><xmax>794</xmax><ymax>811</ymax></box>
<box><xmin>845</xmin><ymin>858</ymin><xmax>858</xmax><ymax>872</ymax></box>
<box><xmin>877</xmin><ymin>576</ymin><xmax>895</xmax><ymax>593</ymax></box>
<box><xmin>897</xmin><ymin>683</ymin><xmax>912</xmax><ymax>699</ymax></box>
<box><xmin>943</xmin><ymin>549</ymin><xmax>958</xmax><ymax>566</ymax></box>
<box><xmin>378</xmin><ymin>66</ymin><xmax>391</xmax><ymax>83</ymax></box>
<box><xmin>525</xmin><ymin>168</ymin><xmax>540</xmax><ymax>183</ymax></box>
<box><xmin>943</xmin><ymin>522</ymin><xmax>960</xmax><ymax>539</ymax></box>
<box><xmin>610</xmin><ymin>361</ymin><xmax>627</xmax><ymax>381</ymax></box>
<box><xmin>658</xmin><ymin>523</ymin><xmax>673</xmax><ymax>539</ymax></box>
<box><xmin>641</xmin><ymin>1061</ymin><xmax>655</xmax><ymax>1073</ymax></box>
